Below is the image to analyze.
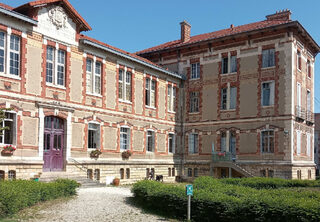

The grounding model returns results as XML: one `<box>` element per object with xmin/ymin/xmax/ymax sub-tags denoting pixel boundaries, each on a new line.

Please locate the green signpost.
<box><xmin>186</xmin><ymin>184</ymin><xmax>193</xmax><ymax>221</ymax></box>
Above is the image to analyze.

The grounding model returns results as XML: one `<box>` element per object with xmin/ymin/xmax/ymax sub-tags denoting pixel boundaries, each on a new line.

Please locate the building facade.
<box><xmin>137</xmin><ymin>10</ymin><xmax>319</xmax><ymax>180</ymax></box>
<box><xmin>0</xmin><ymin>1</ymin><xmax>318</xmax><ymax>182</ymax></box>
<box><xmin>315</xmin><ymin>113</ymin><xmax>320</xmax><ymax>176</ymax></box>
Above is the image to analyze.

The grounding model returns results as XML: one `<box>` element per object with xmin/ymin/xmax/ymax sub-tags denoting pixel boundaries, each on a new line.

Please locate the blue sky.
<box><xmin>3</xmin><ymin>0</ymin><xmax>320</xmax><ymax>112</ymax></box>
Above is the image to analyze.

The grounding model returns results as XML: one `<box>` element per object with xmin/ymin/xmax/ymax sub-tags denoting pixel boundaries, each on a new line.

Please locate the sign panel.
<box><xmin>186</xmin><ymin>184</ymin><xmax>193</xmax><ymax>196</ymax></box>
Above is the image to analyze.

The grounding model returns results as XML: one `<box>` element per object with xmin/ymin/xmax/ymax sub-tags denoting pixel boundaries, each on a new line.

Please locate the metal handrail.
<box><xmin>69</xmin><ymin>158</ymin><xmax>89</xmax><ymax>173</ymax></box>
<box><xmin>295</xmin><ymin>105</ymin><xmax>306</xmax><ymax>119</ymax></box>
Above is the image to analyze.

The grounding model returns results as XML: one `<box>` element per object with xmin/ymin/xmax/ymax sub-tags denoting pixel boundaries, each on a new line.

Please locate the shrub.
<box><xmin>132</xmin><ymin>177</ymin><xmax>320</xmax><ymax>222</ymax></box>
<box><xmin>0</xmin><ymin>179</ymin><xmax>79</xmax><ymax>218</ymax></box>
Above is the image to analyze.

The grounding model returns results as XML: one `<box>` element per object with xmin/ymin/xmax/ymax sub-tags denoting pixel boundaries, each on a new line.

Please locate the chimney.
<box><xmin>180</xmin><ymin>20</ymin><xmax>191</xmax><ymax>43</ymax></box>
<box><xmin>266</xmin><ymin>9</ymin><xmax>291</xmax><ymax>21</ymax></box>
<box><xmin>230</xmin><ymin>24</ymin><xmax>234</xmax><ymax>29</ymax></box>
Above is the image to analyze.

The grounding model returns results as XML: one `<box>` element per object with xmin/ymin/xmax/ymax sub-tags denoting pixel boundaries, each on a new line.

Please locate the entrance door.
<box><xmin>43</xmin><ymin>116</ymin><xmax>64</xmax><ymax>171</ymax></box>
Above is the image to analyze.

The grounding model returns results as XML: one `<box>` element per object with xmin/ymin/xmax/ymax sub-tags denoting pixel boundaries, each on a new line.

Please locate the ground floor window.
<box><xmin>120</xmin><ymin>127</ymin><xmax>130</xmax><ymax>150</ymax></box>
<box><xmin>0</xmin><ymin>112</ymin><xmax>16</xmax><ymax>145</ymax></box>
<box><xmin>8</xmin><ymin>170</ymin><xmax>16</xmax><ymax>180</ymax></box>
<box><xmin>308</xmin><ymin>170</ymin><xmax>312</xmax><ymax>180</ymax></box>
<box><xmin>261</xmin><ymin>130</ymin><xmax>274</xmax><ymax>153</ymax></box>
<box><xmin>297</xmin><ymin>170</ymin><xmax>302</xmax><ymax>180</ymax></box>
<box><xmin>88</xmin><ymin>123</ymin><xmax>100</xmax><ymax>149</ymax></box>
<box><xmin>126</xmin><ymin>168</ymin><xmax>130</xmax><ymax>179</ymax></box>
<box><xmin>87</xmin><ymin>169</ymin><xmax>93</xmax><ymax>179</ymax></box>
<box><xmin>94</xmin><ymin>169</ymin><xmax>100</xmax><ymax>181</ymax></box>
<box><xmin>194</xmin><ymin>168</ymin><xmax>199</xmax><ymax>177</ymax></box>
<box><xmin>146</xmin><ymin>168</ymin><xmax>150</xmax><ymax>178</ymax></box>
<box><xmin>147</xmin><ymin>130</ymin><xmax>155</xmax><ymax>152</ymax></box>
<box><xmin>168</xmin><ymin>168</ymin><xmax>171</xmax><ymax>177</ymax></box>
<box><xmin>187</xmin><ymin>168</ymin><xmax>192</xmax><ymax>177</ymax></box>
<box><xmin>0</xmin><ymin>170</ymin><xmax>4</xmax><ymax>180</ymax></box>
<box><xmin>120</xmin><ymin>168</ymin><xmax>124</xmax><ymax>179</ymax></box>
<box><xmin>172</xmin><ymin>168</ymin><xmax>175</xmax><ymax>177</ymax></box>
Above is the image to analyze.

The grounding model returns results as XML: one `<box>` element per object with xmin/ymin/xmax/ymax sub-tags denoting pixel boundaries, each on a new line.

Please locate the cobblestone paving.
<box><xmin>33</xmin><ymin>186</ymin><xmax>170</xmax><ymax>222</ymax></box>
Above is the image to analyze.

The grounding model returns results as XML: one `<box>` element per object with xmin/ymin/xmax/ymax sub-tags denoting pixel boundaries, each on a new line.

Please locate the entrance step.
<box><xmin>39</xmin><ymin>172</ymin><xmax>105</xmax><ymax>188</ymax></box>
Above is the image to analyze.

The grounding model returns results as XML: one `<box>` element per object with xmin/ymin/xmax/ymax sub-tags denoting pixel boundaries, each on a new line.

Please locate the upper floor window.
<box><xmin>307</xmin><ymin>90</ymin><xmax>311</xmax><ymax>112</ymax></box>
<box><xmin>261</xmin><ymin>130</ymin><xmax>274</xmax><ymax>153</ymax></box>
<box><xmin>86</xmin><ymin>59</ymin><xmax>101</xmax><ymax>94</ymax></box>
<box><xmin>0</xmin><ymin>32</ymin><xmax>20</xmax><ymax>76</ymax></box>
<box><xmin>46</xmin><ymin>46</ymin><xmax>65</xmax><ymax>86</ymax></box>
<box><xmin>168</xmin><ymin>133</ymin><xmax>175</xmax><ymax>153</ymax></box>
<box><xmin>296</xmin><ymin>130</ymin><xmax>301</xmax><ymax>155</ymax></box>
<box><xmin>221</xmin><ymin>86</ymin><xmax>237</xmax><ymax>110</ymax></box>
<box><xmin>147</xmin><ymin>130</ymin><xmax>155</xmax><ymax>152</ymax></box>
<box><xmin>120</xmin><ymin>127</ymin><xmax>130</xmax><ymax>150</ymax></box>
<box><xmin>222</xmin><ymin>55</ymin><xmax>237</xmax><ymax>74</ymax></box>
<box><xmin>88</xmin><ymin>123</ymin><xmax>100</xmax><ymax>149</ymax></box>
<box><xmin>191</xmin><ymin>62</ymin><xmax>200</xmax><ymax>79</ymax></box>
<box><xmin>188</xmin><ymin>133</ymin><xmax>198</xmax><ymax>154</ymax></box>
<box><xmin>220</xmin><ymin>131</ymin><xmax>236</xmax><ymax>154</ymax></box>
<box><xmin>307</xmin><ymin>60</ymin><xmax>311</xmax><ymax>78</ymax></box>
<box><xmin>262</xmin><ymin>49</ymin><xmax>275</xmax><ymax>68</ymax></box>
<box><xmin>167</xmin><ymin>85</ymin><xmax>176</xmax><ymax>112</ymax></box>
<box><xmin>0</xmin><ymin>112</ymin><xmax>16</xmax><ymax>145</ymax></box>
<box><xmin>189</xmin><ymin>92</ymin><xmax>199</xmax><ymax>113</ymax></box>
<box><xmin>261</xmin><ymin>81</ymin><xmax>275</xmax><ymax>106</ymax></box>
<box><xmin>145</xmin><ymin>78</ymin><xmax>156</xmax><ymax>107</ymax></box>
<box><xmin>307</xmin><ymin>133</ymin><xmax>311</xmax><ymax>157</ymax></box>
<box><xmin>297</xmin><ymin>50</ymin><xmax>301</xmax><ymax>71</ymax></box>
<box><xmin>118</xmin><ymin>69</ymin><xmax>132</xmax><ymax>102</ymax></box>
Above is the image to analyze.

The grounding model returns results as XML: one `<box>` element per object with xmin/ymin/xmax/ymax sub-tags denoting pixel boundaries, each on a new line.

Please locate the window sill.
<box><xmin>189</xmin><ymin>112</ymin><xmax>200</xmax><ymax>115</ymax></box>
<box><xmin>188</xmin><ymin>153</ymin><xmax>199</xmax><ymax>155</ymax></box>
<box><xmin>189</xmin><ymin>77</ymin><xmax>200</xmax><ymax>81</ymax></box>
<box><xmin>168</xmin><ymin>111</ymin><xmax>176</xmax><ymax>114</ymax></box>
<box><xmin>261</xmin><ymin>105</ymin><xmax>274</xmax><ymax>108</ymax></box>
<box><xmin>86</xmin><ymin>92</ymin><xmax>102</xmax><ymax>98</ymax></box>
<box><xmin>261</xmin><ymin>66</ymin><xmax>275</xmax><ymax>70</ymax></box>
<box><xmin>220</xmin><ymin>109</ymin><xmax>236</xmax><ymax>112</ymax></box>
<box><xmin>220</xmin><ymin>72</ymin><xmax>237</xmax><ymax>75</ymax></box>
<box><xmin>0</xmin><ymin>73</ymin><xmax>21</xmax><ymax>80</ymax></box>
<box><xmin>46</xmin><ymin>83</ymin><xmax>66</xmax><ymax>90</ymax></box>
<box><xmin>145</xmin><ymin>106</ymin><xmax>156</xmax><ymax>110</ymax></box>
<box><xmin>119</xmin><ymin>100</ymin><xmax>132</xmax><ymax>105</ymax></box>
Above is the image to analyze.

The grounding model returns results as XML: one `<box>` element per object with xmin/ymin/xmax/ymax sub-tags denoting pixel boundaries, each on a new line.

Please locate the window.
<box><xmin>191</xmin><ymin>62</ymin><xmax>200</xmax><ymax>79</ymax></box>
<box><xmin>297</xmin><ymin>50</ymin><xmax>301</xmax><ymax>70</ymax></box>
<box><xmin>120</xmin><ymin>127</ymin><xmax>130</xmax><ymax>150</ymax></box>
<box><xmin>308</xmin><ymin>170</ymin><xmax>312</xmax><ymax>180</ymax></box>
<box><xmin>168</xmin><ymin>133</ymin><xmax>175</xmax><ymax>153</ymax></box>
<box><xmin>147</xmin><ymin>130</ymin><xmax>155</xmax><ymax>152</ymax></box>
<box><xmin>0</xmin><ymin>32</ymin><xmax>20</xmax><ymax>76</ymax></box>
<box><xmin>146</xmin><ymin>168</ymin><xmax>150</xmax><ymax>178</ymax></box>
<box><xmin>307</xmin><ymin>90</ymin><xmax>311</xmax><ymax>111</ymax></box>
<box><xmin>172</xmin><ymin>168</ymin><xmax>175</xmax><ymax>177</ymax></box>
<box><xmin>262</xmin><ymin>49</ymin><xmax>275</xmax><ymax>68</ymax></box>
<box><xmin>220</xmin><ymin>132</ymin><xmax>226</xmax><ymax>152</ymax></box>
<box><xmin>118</xmin><ymin>69</ymin><xmax>132</xmax><ymax>102</ymax></box>
<box><xmin>307</xmin><ymin>60</ymin><xmax>311</xmax><ymax>78</ymax></box>
<box><xmin>297</xmin><ymin>170</ymin><xmax>302</xmax><ymax>180</ymax></box>
<box><xmin>86</xmin><ymin>59</ymin><xmax>102</xmax><ymax>94</ymax></box>
<box><xmin>126</xmin><ymin>168</ymin><xmax>130</xmax><ymax>179</ymax></box>
<box><xmin>120</xmin><ymin>168</ymin><xmax>124</xmax><ymax>179</ymax></box>
<box><xmin>189</xmin><ymin>92</ymin><xmax>199</xmax><ymax>113</ymax></box>
<box><xmin>187</xmin><ymin>168</ymin><xmax>192</xmax><ymax>177</ymax></box>
<box><xmin>261</xmin><ymin>82</ymin><xmax>275</xmax><ymax>106</ymax></box>
<box><xmin>8</xmin><ymin>170</ymin><xmax>16</xmax><ymax>180</ymax></box>
<box><xmin>261</xmin><ymin>130</ymin><xmax>274</xmax><ymax>153</ymax></box>
<box><xmin>229</xmin><ymin>131</ymin><xmax>236</xmax><ymax>155</ymax></box>
<box><xmin>145</xmin><ymin>78</ymin><xmax>156</xmax><ymax>107</ymax></box>
<box><xmin>87</xmin><ymin>169</ymin><xmax>93</xmax><ymax>179</ymax></box>
<box><xmin>194</xmin><ymin>168</ymin><xmax>199</xmax><ymax>177</ymax></box>
<box><xmin>307</xmin><ymin>133</ymin><xmax>311</xmax><ymax>156</ymax></box>
<box><xmin>296</xmin><ymin>130</ymin><xmax>301</xmax><ymax>155</ymax></box>
<box><xmin>88</xmin><ymin>123</ymin><xmax>100</xmax><ymax>149</ymax></box>
<box><xmin>222</xmin><ymin>55</ymin><xmax>237</xmax><ymax>74</ymax></box>
<box><xmin>0</xmin><ymin>112</ymin><xmax>16</xmax><ymax>145</ymax></box>
<box><xmin>46</xmin><ymin>46</ymin><xmax>65</xmax><ymax>86</ymax></box>
<box><xmin>167</xmin><ymin>85</ymin><xmax>176</xmax><ymax>112</ymax></box>
<box><xmin>297</xmin><ymin>83</ymin><xmax>301</xmax><ymax>107</ymax></box>
<box><xmin>188</xmin><ymin>133</ymin><xmax>199</xmax><ymax>154</ymax></box>
<box><xmin>221</xmin><ymin>86</ymin><xmax>237</xmax><ymax>110</ymax></box>
<box><xmin>0</xmin><ymin>170</ymin><xmax>4</xmax><ymax>180</ymax></box>
<box><xmin>94</xmin><ymin>169</ymin><xmax>100</xmax><ymax>181</ymax></box>
<box><xmin>168</xmin><ymin>168</ymin><xmax>171</xmax><ymax>177</ymax></box>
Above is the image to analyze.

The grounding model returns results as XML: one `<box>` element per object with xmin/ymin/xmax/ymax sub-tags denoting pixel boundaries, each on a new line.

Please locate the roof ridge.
<box><xmin>0</xmin><ymin>3</ymin><xmax>14</xmax><ymax>10</ymax></box>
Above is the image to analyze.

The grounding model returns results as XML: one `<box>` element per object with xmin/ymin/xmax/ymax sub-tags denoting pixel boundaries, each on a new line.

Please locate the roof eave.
<box><xmin>0</xmin><ymin>6</ymin><xmax>38</xmax><ymax>25</ymax></box>
<box><xmin>81</xmin><ymin>39</ymin><xmax>185</xmax><ymax>80</ymax></box>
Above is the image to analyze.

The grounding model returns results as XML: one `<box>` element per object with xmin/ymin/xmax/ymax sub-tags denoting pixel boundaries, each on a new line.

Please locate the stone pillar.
<box><xmin>38</xmin><ymin>107</ymin><xmax>44</xmax><ymax>158</ymax></box>
<box><xmin>66</xmin><ymin>111</ymin><xmax>72</xmax><ymax>160</ymax></box>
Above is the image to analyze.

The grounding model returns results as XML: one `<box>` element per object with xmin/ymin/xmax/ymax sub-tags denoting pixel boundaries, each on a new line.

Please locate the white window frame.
<box><xmin>261</xmin><ymin>81</ymin><xmax>275</xmax><ymax>107</ymax></box>
<box><xmin>168</xmin><ymin>133</ymin><xmax>175</xmax><ymax>154</ymax></box>
<box><xmin>262</xmin><ymin>48</ymin><xmax>275</xmax><ymax>68</ymax></box>
<box><xmin>46</xmin><ymin>46</ymin><xmax>54</xmax><ymax>84</ymax></box>
<box><xmin>221</xmin><ymin>84</ymin><xmax>237</xmax><ymax>110</ymax></box>
<box><xmin>191</xmin><ymin>62</ymin><xmax>200</xmax><ymax>79</ymax></box>
<box><xmin>307</xmin><ymin>133</ymin><xmax>311</xmax><ymax>156</ymax></box>
<box><xmin>0</xmin><ymin>31</ymin><xmax>5</xmax><ymax>74</ymax></box>
<box><xmin>189</xmin><ymin>91</ymin><xmax>199</xmax><ymax>113</ymax></box>
<box><xmin>167</xmin><ymin>84</ymin><xmax>176</xmax><ymax>112</ymax></box>
<box><xmin>261</xmin><ymin>130</ymin><xmax>274</xmax><ymax>153</ymax></box>
<box><xmin>120</xmin><ymin>126</ymin><xmax>130</xmax><ymax>151</ymax></box>
<box><xmin>86</xmin><ymin>58</ymin><xmax>102</xmax><ymax>95</ymax></box>
<box><xmin>46</xmin><ymin>45</ymin><xmax>66</xmax><ymax>87</ymax></box>
<box><xmin>188</xmin><ymin>133</ymin><xmax>199</xmax><ymax>154</ymax></box>
<box><xmin>9</xmin><ymin>35</ymin><xmax>20</xmax><ymax>76</ymax></box>
<box><xmin>0</xmin><ymin>111</ymin><xmax>17</xmax><ymax>145</ymax></box>
<box><xmin>118</xmin><ymin>67</ymin><xmax>132</xmax><ymax>102</ymax></box>
<box><xmin>296</xmin><ymin>130</ymin><xmax>301</xmax><ymax>155</ymax></box>
<box><xmin>221</xmin><ymin>53</ymin><xmax>237</xmax><ymax>74</ymax></box>
<box><xmin>147</xmin><ymin>130</ymin><xmax>155</xmax><ymax>152</ymax></box>
<box><xmin>145</xmin><ymin>77</ymin><xmax>156</xmax><ymax>108</ymax></box>
<box><xmin>88</xmin><ymin>122</ymin><xmax>100</xmax><ymax>150</ymax></box>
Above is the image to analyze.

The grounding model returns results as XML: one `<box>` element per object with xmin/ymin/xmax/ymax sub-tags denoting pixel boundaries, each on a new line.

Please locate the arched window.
<box><xmin>126</xmin><ymin>168</ymin><xmax>130</xmax><ymax>179</ymax></box>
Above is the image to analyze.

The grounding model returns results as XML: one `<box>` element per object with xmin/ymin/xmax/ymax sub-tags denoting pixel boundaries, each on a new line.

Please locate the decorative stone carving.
<box><xmin>48</xmin><ymin>6</ymin><xmax>67</xmax><ymax>30</ymax></box>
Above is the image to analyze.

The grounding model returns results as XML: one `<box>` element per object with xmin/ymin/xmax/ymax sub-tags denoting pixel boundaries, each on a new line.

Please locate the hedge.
<box><xmin>132</xmin><ymin>177</ymin><xmax>320</xmax><ymax>222</ymax></box>
<box><xmin>0</xmin><ymin>179</ymin><xmax>79</xmax><ymax>218</ymax></box>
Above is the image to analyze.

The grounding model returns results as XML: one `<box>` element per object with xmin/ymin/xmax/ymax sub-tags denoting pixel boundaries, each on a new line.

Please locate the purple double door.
<box><xmin>43</xmin><ymin>116</ymin><xmax>64</xmax><ymax>172</ymax></box>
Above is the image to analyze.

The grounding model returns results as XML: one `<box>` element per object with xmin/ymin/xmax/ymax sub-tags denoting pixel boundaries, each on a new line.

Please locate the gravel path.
<box><xmin>32</xmin><ymin>187</ymin><xmax>171</xmax><ymax>222</ymax></box>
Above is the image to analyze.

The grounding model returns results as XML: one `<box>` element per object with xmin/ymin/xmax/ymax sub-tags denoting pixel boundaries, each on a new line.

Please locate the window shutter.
<box><xmin>270</xmin><ymin>82</ymin><xmax>275</xmax><ymax>105</ymax></box>
<box><xmin>188</xmin><ymin>134</ymin><xmax>194</xmax><ymax>153</ymax></box>
<box><xmin>270</xmin><ymin>49</ymin><xmax>275</xmax><ymax>67</ymax></box>
<box><xmin>230</xmin><ymin>87</ymin><xmax>237</xmax><ymax>109</ymax></box>
<box><xmin>194</xmin><ymin>134</ymin><xmax>199</xmax><ymax>153</ymax></box>
<box><xmin>262</xmin><ymin>50</ymin><xmax>268</xmax><ymax>68</ymax></box>
<box><xmin>297</xmin><ymin>131</ymin><xmax>301</xmax><ymax>155</ymax></box>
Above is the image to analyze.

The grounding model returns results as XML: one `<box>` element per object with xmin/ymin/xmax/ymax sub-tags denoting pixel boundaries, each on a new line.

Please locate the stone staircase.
<box><xmin>231</xmin><ymin>162</ymin><xmax>254</xmax><ymax>177</ymax></box>
<box><xmin>39</xmin><ymin>172</ymin><xmax>105</xmax><ymax>188</ymax></box>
